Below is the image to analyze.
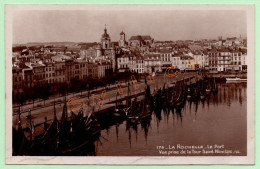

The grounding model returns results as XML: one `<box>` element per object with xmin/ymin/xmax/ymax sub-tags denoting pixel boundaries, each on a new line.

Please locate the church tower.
<box><xmin>101</xmin><ymin>25</ymin><xmax>111</xmax><ymax>49</ymax></box>
<box><xmin>119</xmin><ymin>31</ymin><xmax>126</xmax><ymax>47</ymax></box>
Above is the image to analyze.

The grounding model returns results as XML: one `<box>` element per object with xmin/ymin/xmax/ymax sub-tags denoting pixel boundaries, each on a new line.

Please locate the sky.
<box><xmin>13</xmin><ymin>9</ymin><xmax>247</xmax><ymax>44</ymax></box>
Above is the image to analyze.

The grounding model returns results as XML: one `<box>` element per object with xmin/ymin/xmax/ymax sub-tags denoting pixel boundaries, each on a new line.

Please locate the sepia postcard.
<box><xmin>5</xmin><ymin>4</ymin><xmax>255</xmax><ymax>164</ymax></box>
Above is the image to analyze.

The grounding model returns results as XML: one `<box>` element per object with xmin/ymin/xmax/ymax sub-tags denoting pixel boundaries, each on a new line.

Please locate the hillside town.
<box><xmin>12</xmin><ymin>26</ymin><xmax>247</xmax><ymax>103</ymax></box>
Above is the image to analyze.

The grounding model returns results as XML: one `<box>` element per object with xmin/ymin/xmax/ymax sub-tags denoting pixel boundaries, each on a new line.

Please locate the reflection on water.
<box><xmin>95</xmin><ymin>82</ymin><xmax>247</xmax><ymax>156</ymax></box>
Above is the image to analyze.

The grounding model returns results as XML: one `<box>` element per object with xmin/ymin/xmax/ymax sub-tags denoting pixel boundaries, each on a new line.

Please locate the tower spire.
<box><xmin>104</xmin><ymin>24</ymin><xmax>107</xmax><ymax>34</ymax></box>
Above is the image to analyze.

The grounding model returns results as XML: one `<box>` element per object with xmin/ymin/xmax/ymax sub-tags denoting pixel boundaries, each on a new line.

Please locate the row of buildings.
<box><xmin>117</xmin><ymin>48</ymin><xmax>247</xmax><ymax>73</ymax></box>
<box><xmin>13</xmin><ymin>57</ymin><xmax>113</xmax><ymax>101</ymax></box>
<box><xmin>12</xmin><ymin>26</ymin><xmax>247</xmax><ymax>101</ymax></box>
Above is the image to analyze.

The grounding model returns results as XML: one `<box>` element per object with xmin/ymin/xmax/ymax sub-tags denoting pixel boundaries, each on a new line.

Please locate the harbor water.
<box><xmin>94</xmin><ymin>82</ymin><xmax>247</xmax><ymax>156</ymax></box>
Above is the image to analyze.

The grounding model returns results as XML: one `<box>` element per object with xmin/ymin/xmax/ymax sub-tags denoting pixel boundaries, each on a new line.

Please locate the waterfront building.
<box><xmin>12</xmin><ymin>67</ymin><xmax>23</xmax><ymax>101</ymax></box>
<box><xmin>230</xmin><ymin>50</ymin><xmax>247</xmax><ymax>72</ymax></box>
<box><xmin>75</xmin><ymin>59</ymin><xmax>88</xmax><ymax>80</ymax></box>
<box><xmin>87</xmin><ymin>63</ymin><xmax>98</xmax><ymax>79</ymax></box>
<box><xmin>30</xmin><ymin>63</ymin><xmax>46</xmax><ymax>87</ymax></box>
<box><xmin>54</xmin><ymin>61</ymin><xmax>66</xmax><ymax>83</ymax></box>
<box><xmin>65</xmin><ymin>59</ymin><xmax>75</xmax><ymax>84</ymax></box>
<box><xmin>159</xmin><ymin>50</ymin><xmax>173</xmax><ymax>72</ymax></box>
<box><xmin>117</xmin><ymin>54</ymin><xmax>130</xmax><ymax>72</ymax></box>
<box><xmin>45</xmin><ymin>63</ymin><xmax>55</xmax><ymax>84</ymax></box>
<box><xmin>171</xmin><ymin>54</ymin><xmax>181</xmax><ymax>69</ymax></box>
<box><xmin>97</xmin><ymin>61</ymin><xmax>113</xmax><ymax>78</ymax></box>
<box><xmin>191</xmin><ymin>50</ymin><xmax>208</xmax><ymax>69</ymax></box>
<box><xmin>22</xmin><ymin>67</ymin><xmax>34</xmax><ymax>99</ymax></box>
<box><xmin>179</xmin><ymin>55</ymin><xmax>196</xmax><ymax>71</ymax></box>
<box><xmin>217</xmin><ymin>48</ymin><xmax>232</xmax><ymax>72</ymax></box>
<box><xmin>208</xmin><ymin>48</ymin><xmax>219</xmax><ymax>73</ymax></box>
<box><xmin>135</xmin><ymin>56</ymin><xmax>145</xmax><ymax>73</ymax></box>
<box><xmin>144</xmin><ymin>53</ymin><xmax>161</xmax><ymax>73</ymax></box>
<box><xmin>128</xmin><ymin>55</ymin><xmax>144</xmax><ymax>73</ymax></box>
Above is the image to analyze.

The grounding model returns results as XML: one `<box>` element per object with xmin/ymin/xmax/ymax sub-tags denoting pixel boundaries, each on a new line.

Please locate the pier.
<box><xmin>13</xmin><ymin>72</ymin><xmax>203</xmax><ymax>136</ymax></box>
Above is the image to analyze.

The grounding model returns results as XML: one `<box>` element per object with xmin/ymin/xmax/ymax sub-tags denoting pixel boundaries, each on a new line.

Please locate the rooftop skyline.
<box><xmin>13</xmin><ymin>9</ymin><xmax>247</xmax><ymax>44</ymax></box>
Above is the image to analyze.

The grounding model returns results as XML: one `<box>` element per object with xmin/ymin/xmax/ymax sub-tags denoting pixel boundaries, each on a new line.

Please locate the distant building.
<box><xmin>96</xmin><ymin>26</ymin><xmax>116</xmax><ymax>71</ymax></box>
<box><xmin>129</xmin><ymin>35</ymin><xmax>154</xmax><ymax>47</ymax></box>
<box><xmin>119</xmin><ymin>31</ymin><xmax>126</xmax><ymax>47</ymax></box>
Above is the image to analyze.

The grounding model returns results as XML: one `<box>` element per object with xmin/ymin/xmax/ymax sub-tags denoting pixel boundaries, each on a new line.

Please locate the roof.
<box><xmin>117</xmin><ymin>54</ymin><xmax>130</xmax><ymax>59</ymax></box>
<box><xmin>241</xmin><ymin>49</ymin><xmax>247</xmax><ymax>54</ymax></box>
<box><xmin>129</xmin><ymin>35</ymin><xmax>153</xmax><ymax>41</ymax></box>
<box><xmin>44</xmin><ymin>62</ymin><xmax>54</xmax><ymax>67</ymax></box>
<box><xmin>80</xmin><ymin>45</ymin><xmax>88</xmax><ymax>50</ymax></box>
<box><xmin>74</xmin><ymin>59</ymin><xmax>88</xmax><ymax>63</ymax></box>
<box><xmin>218</xmin><ymin>48</ymin><xmax>230</xmax><ymax>52</ymax></box>
<box><xmin>180</xmin><ymin>55</ymin><xmax>193</xmax><ymax>60</ymax></box>
<box><xmin>230</xmin><ymin>50</ymin><xmax>242</xmax><ymax>53</ymax></box>
<box><xmin>31</xmin><ymin>63</ymin><xmax>45</xmax><ymax>68</ymax></box>
<box><xmin>192</xmin><ymin>50</ymin><xmax>202</xmax><ymax>55</ymax></box>
<box><xmin>66</xmin><ymin>46</ymin><xmax>81</xmax><ymax>52</ymax></box>
<box><xmin>227</xmin><ymin>37</ymin><xmax>237</xmax><ymax>41</ymax></box>
<box><xmin>143</xmin><ymin>53</ymin><xmax>160</xmax><ymax>60</ymax></box>
<box><xmin>158</xmin><ymin>50</ymin><xmax>172</xmax><ymax>54</ymax></box>
<box><xmin>101</xmin><ymin>28</ymin><xmax>110</xmax><ymax>39</ymax></box>
<box><xmin>51</xmin><ymin>54</ymin><xmax>72</xmax><ymax>61</ymax></box>
<box><xmin>208</xmin><ymin>48</ymin><xmax>218</xmax><ymax>53</ymax></box>
<box><xmin>120</xmin><ymin>31</ymin><xmax>125</xmax><ymax>35</ymax></box>
<box><xmin>18</xmin><ymin>63</ymin><xmax>30</xmax><ymax>69</ymax></box>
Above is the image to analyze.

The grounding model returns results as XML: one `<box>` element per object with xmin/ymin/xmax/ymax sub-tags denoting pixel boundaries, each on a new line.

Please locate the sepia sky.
<box><xmin>13</xmin><ymin>9</ymin><xmax>247</xmax><ymax>44</ymax></box>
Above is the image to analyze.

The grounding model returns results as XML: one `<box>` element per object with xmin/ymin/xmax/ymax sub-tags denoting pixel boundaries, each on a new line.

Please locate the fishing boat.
<box><xmin>30</xmin><ymin>99</ymin><xmax>100</xmax><ymax>156</ymax></box>
<box><xmin>13</xmin><ymin>106</ymin><xmax>30</xmax><ymax>155</ymax></box>
<box><xmin>211</xmin><ymin>77</ymin><xmax>218</xmax><ymax>93</ymax></box>
<box><xmin>113</xmin><ymin>91</ymin><xmax>127</xmax><ymax>118</ymax></box>
<box><xmin>174</xmin><ymin>82</ymin><xmax>185</xmax><ymax>108</ymax></box>
<box><xmin>186</xmin><ymin>87</ymin><xmax>192</xmax><ymax>100</ymax></box>
<box><xmin>125</xmin><ymin>85</ymin><xmax>152</xmax><ymax>120</ymax></box>
<box><xmin>200</xmin><ymin>81</ymin><xmax>206</xmax><ymax>100</ymax></box>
